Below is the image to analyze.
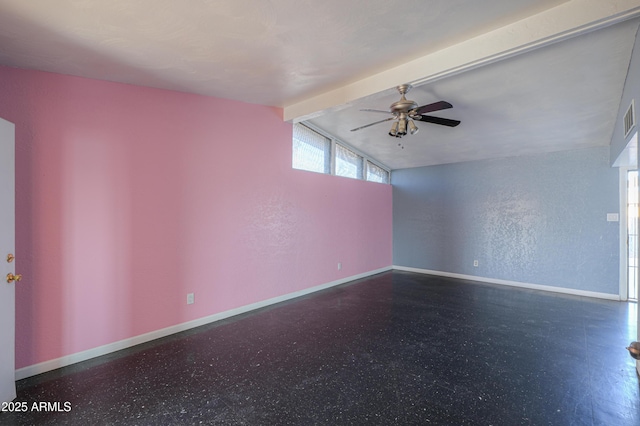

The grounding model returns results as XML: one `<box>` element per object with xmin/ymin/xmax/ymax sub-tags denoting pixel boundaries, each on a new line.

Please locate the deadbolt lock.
<box><xmin>7</xmin><ymin>254</ymin><xmax>14</xmax><ymax>263</ymax></box>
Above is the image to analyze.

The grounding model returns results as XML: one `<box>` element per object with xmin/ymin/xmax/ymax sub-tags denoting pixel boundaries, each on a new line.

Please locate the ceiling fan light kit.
<box><xmin>351</xmin><ymin>84</ymin><xmax>460</xmax><ymax>139</ymax></box>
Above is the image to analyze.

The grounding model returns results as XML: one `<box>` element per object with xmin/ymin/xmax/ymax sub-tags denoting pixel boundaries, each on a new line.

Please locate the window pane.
<box><xmin>335</xmin><ymin>144</ymin><xmax>363</xmax><ymax>179</ymax></box>
<box><xmin>292</xmin><ymin>124</ymin><xmax>330</xmax><ymax>174</ymax></box>
<box><xmin>366</xmin><ymin>161</ymin><xmax>389</xmax><ymax>183</ymax></box>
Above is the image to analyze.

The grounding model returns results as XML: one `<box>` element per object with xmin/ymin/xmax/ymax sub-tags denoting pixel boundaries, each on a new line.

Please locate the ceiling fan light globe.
<box><xmin>389</xmin><ymin>121</ymin><xmax>399</xmax><ymax>137</ymax></box>
<box><xmin>408</xmin><ymin>120</ymin><xmax>419</xmax><ymax>135</ymax></box>
<box><xmin>397</xmin><ymin>119</ymin><xmax>407</xmax><ymax>135</ymax></box>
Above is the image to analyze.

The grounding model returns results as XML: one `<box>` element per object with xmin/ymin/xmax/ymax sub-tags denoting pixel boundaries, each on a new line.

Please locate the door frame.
<box><xmin>0</xmin><ymin>117</ymin><xmax>15</xmax><ymax>404</ymax></box>
<box><xmin>620</xmin><ymin>167</ymin><xmax>630</xmax><ymax>301</ymax></box>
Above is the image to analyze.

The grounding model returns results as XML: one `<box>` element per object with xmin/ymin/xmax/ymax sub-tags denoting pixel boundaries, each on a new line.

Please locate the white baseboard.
<box><xmin>392</xmin><ymin>265</ymin><xmax>620</xmax><ymax>301</ymax></box>
<box><xmin>15</xmin><ymin>266</ymin><xmax>392</xmax><ymax>381</ymax></box>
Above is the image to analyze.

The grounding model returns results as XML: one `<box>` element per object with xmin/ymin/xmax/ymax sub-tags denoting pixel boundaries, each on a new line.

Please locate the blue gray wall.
<box><xmin>392</xmin><ymin>146</ymin><xmax>619</xmax><ymax>294</ymax></box>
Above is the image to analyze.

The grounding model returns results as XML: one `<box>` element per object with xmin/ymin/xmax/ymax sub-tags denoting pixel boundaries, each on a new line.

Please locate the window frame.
<box><xmin>335</xmin><ymin>143</ymin><xmax>364</xmax><ymax>180</ymax></box>
<box><xmin>365</xmin><ymin>160</ymin><xmax>391</xmax><ymax>184</ymax></box>
<box><xmin>292</xmin><ymin>123</ymin><xmax>332</xmax><ymax>174</ymax></box>
<box><xmin>294</xmin><ymin>122</ymin><xmax>391</xmax><ymax>184</ymax></box>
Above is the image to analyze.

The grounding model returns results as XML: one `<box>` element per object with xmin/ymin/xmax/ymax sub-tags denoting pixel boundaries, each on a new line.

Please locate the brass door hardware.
<box><xmin>6</xmin><ymin>254</ymin><xmax>14</xmax><ymax>263</ymax></box>
<box><xmin>6</xmin><ymin>273</ymin><xmax>21</xmax><ymax>283</ymax></box>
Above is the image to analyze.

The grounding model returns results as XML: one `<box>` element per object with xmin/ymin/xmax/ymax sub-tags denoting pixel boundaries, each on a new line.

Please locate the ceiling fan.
<box><xmin>350</xmin><ymin>84</ymin><xmax>460</xmax><ymax>138</ymax></box>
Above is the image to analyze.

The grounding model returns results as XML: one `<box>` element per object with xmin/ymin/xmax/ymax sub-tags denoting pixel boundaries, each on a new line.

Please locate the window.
<box><xmin>292</xmin><ymin>124</ymin><xmax>331</xmax><ymax>174</ymax></box>
<box><xmin>292</xmin><ymin>123</ymin><xmax>390</xmax><ymax>184</ymax></box>
<box><xmin>335</xmin><ymin>144</ymin><xmax>363</xmax><ymax>179</ymax></box>
<box><xmin>366</xmin><ymin>161</ymin><xmax>390</xmax><ymax>184</ymax></box>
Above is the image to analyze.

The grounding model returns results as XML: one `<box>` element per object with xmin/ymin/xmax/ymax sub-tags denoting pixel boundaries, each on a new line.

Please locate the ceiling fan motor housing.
<box><xmin>390</xmin><ymin>84</ymin><xmax>418</xmax><ymax>114</ymax></box>
<box><xmin>390</xmin><ymin>98</ymin><xmax>418</xmax><ymax>114</ymax></box>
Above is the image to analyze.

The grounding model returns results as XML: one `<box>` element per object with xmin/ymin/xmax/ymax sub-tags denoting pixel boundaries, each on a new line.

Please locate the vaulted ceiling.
<box><xmin>0</xmin><ymin>0</ymin><xmax>639</xmax><ymax>169</ymax></box>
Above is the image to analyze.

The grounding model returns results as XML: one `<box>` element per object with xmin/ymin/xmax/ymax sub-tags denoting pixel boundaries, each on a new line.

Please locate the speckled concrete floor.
<box><xmin>2</xmin><ymin>271</ymin><xmax>639</xmax><ymax>425</ymax></box>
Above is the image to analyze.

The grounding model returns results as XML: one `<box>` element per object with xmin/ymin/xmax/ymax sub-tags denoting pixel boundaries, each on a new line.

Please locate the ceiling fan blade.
<box><xmin>414</xmin><ymin>101</ymin><xmax>453</xmax><ymax>115</ymax></box>
<box><xmin>415</xmin><ymin>115</ymin><xmax>461</xmax><ymax>127</ymax></box>
<box><xmin>350</xmin><ymin>117</ymin><xmax>395</xmax><ymax>132</ymax></box>
<box><xmin>360</xmin><ymin>108</ymin><xmax>393</xmax><ymax>115</ymax></box>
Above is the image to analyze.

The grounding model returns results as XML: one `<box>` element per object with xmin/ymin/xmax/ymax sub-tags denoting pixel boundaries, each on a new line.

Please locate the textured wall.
<box><xmin>0</xmin><ymin>66</ymin><xmax>392</xmax><ymax>369</ymax></box>
<box><xmin>393</xmin><ymin>146</ymin><xmax>619</xmax><ymax>294</ymax></box>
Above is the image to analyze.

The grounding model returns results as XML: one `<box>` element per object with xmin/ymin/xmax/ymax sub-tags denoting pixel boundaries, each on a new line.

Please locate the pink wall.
<box><xmin>0</xmin><ymin>66</ymin><xmax>392</xmax><ymax>370</ymax></box>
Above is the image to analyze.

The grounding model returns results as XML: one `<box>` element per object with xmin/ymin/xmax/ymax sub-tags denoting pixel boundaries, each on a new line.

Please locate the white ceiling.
<box><xmin>0</xmin><ymin>0</ymin><xmax>639</xmax><ymax>169</ymax></box>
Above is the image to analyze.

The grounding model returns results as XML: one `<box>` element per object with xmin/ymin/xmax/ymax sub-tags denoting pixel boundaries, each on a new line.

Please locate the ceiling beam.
<box><xmin>283</xmin><ymin>0</ymin><xmax>640</xmax><ymax>123</ymax></box>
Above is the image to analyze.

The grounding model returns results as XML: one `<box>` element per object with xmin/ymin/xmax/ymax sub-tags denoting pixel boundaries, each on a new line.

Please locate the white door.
<box><xmin>0</xmin><ymin>117</ymin><xmax>16</xmax><ymax>403</ymax></box>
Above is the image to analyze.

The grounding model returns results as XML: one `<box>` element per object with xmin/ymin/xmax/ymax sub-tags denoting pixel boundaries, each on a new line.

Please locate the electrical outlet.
<box><xmin>338</xmin><ymin>262</ymin><xmax>342</xmax><ymax>270</ymax></box>
<box><xmin>473</xmin><ymin>260</ymin><xmax>479</xmax><ymax>267</ymax></box>
<box><xmin>187</xmin><ymin>293</ymin><xmax>195</xmax><ymax>305</ymax></box>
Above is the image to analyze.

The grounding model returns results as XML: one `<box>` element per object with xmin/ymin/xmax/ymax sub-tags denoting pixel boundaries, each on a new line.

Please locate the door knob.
<box><xmin>6</xmin><ymin>273</ymin><xmax>22</xmax><ymax>283</ymax></box>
